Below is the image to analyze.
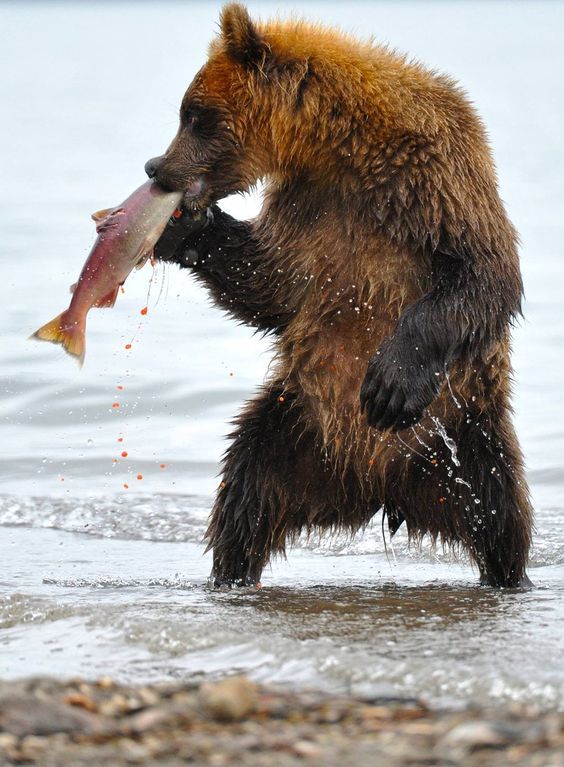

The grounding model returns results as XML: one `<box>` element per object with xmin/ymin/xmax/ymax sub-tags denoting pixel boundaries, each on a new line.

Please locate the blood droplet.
<box><xmin>159</xmin><ymin>464</ymin><xmax>166</xmax><ymax>469</ymax></box>
<box><xmin>112</xmin><ymin>402</ymin><xmax>120</xmax><ymax>409</ymax></box>
<box><xmin>121</xmin><ymin>451</ymin><xmax>128</xmax><ymax>458</ymax></box>
<box><xmin>137</xmin><ymin>474</ymin><xmax>143</xmax><ymax>480</ymax></box>
<box><xmin>117</xmin><ymin>437</ymin><xmax>123</xmax><ymax>443</ymax></box>
<box><xmin>125</xmin><ymin>343</ymin><xmax>132</xmax><ymax>350</ymax></box>
<box><xmin>172</xmin><ymin>208</ymin><xmax>182</xmax><ymax>219</ymax></box>
<box><xmin>140</xmin><ymin>307</ymin><xmax>148</xmax><ymax>316</ymax></box>
<box><xmin>123</xmin><ymin>483</ymin><xmax>129</xmax><ymax>489</ymax></box>
<box><xmin>117</xmin><ymin>385</ymin><xmax>124</xmax><ymax>391</ymax></box>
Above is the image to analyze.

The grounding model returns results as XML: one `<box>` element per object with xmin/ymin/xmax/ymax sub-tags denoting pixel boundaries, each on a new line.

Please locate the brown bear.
<box><xmin>146</xmin><ymin>3</ymin><xmax>533</xmax><ymax>587</ymax></box>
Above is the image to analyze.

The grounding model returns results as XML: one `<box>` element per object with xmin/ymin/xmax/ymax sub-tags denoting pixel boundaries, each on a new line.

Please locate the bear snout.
<box><xmin>144</xmin><ymin>155</ymin><xmax>164</xmax><ymax>180</ymax></box>
<box><xmin>146</xmin><ymin>156</ymin><xmax>193</xmax><ymax>195</ymax></box>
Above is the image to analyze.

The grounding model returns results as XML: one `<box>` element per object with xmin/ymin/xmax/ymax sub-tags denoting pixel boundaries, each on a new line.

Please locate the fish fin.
<box><xmin>69</xmin><ymin>281</ymin><xmax>78</xmax><ymax>294</ymax></box>
<box><xmin>29</xmin><ymin>311</ymin><xmax>86</xmax><ymax>367</ymax></box>
<box><xmin>91</xmin><ymin>207</ymin><xmax>113</xmax><ymax>223</ymax></box>
<box><xmin>94</xmin><ymin>286</ymin><xmax>119</xmax><ymax>308</ymax></box>
<box><xmin>94</xmin><ymin>207</ymin><xmax>125</xmax><ymax>233</ymax></box>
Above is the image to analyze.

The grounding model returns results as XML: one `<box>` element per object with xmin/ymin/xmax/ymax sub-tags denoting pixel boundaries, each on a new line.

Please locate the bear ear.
<box><xmin>220</xmin><ymin>3</ymin><xmax>268</xmax><ymax>69</ymax></box>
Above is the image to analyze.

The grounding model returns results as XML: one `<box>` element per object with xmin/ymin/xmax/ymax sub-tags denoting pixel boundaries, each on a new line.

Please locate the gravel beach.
<box><xmin>0</xmin><ymin>675</ymin><xmax>562</xmax><ymax>766</ymax></box>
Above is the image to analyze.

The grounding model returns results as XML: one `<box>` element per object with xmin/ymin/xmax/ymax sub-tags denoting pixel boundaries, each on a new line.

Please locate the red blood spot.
<box><xmin>123</xmin><ymin>483</ymin><xmax>129</xmax><ymax>489</ymax></box>
<box><xmin>125</xmin><ymin>344</ymin><xmax>132</xmax><ymax>350</ymax></box>
<box><xmin>439</xmin><ymin>496</ymin><xmax>447</xmax><ymax>504</ymax></box>
<box><xmin>112</xmin><ymin>402</ymin><xmax>120</xmax><ymax>409</ymax></box>
<box><xmin>117</xmin><ymin>437</ymin><xmax>123</xmax><ymax>443</ymax></box>
<box><xmin>113</xmin><ymin>458</ymin><xmax>118</xmax><ymax>463</ymax></box>
<box><xmin>121</xmin><ymin>451</ymin><xmax>128</xmax><ymax>458</ymax></box>
<box><xmin>60</xmin><ymin>477</ymin><xmax>65</xmax><ymax>482</ymax></box>
<box><xmin>140</xmin><ymin>307</ymin><xmax>148</xmax><ymax>316</ymax></box>
<box><xmin>117</xmin><ymin>385</ymin><xmax>124</xmax><ymax>391</ymax></box>
<box><xmin>431</xmin><ymin>459</ymin><xmax>438</xmax><ymax>465</ymax></box>
<box><xmin>137</xmin><ymin>474</ymin><xmax>143</xmax><ymax>481</ymax></box>
<box><xmin>172</xmin><ymin>208</ymin><xmax>183</xmax><ymax>219</ymax></box>
<box><xmin>159</xmin><ymin>464</ymin><xmax>166</xmax><ymax>469</ymax></box>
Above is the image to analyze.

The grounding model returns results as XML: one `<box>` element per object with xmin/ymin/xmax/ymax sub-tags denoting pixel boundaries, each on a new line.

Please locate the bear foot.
<box><xmin>209</xmin><ymin>574</ymin><xmax>261</xmax><ymax>590</ymax></box>
<box><xmin>479</xmin><ymin>571</ymin><xmax>534</xmax><ymax>589</ymax></box>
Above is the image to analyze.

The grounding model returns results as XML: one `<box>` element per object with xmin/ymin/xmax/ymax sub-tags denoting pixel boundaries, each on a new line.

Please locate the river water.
<box><xmin>1</xmin><ymin>1</ymin><xmax>563</xmax><ymax>710</ymax></box>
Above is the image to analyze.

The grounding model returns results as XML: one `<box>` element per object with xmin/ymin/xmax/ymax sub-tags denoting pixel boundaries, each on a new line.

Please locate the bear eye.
<box><xmin>184</xmin><ymin>112</ymin><xmax>199</xmax><ymax>129</ymax></box>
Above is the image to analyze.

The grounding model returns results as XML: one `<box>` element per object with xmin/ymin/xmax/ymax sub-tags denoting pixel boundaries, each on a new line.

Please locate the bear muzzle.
<box><xmin>145</xmin><ymin>155</ymin><xmax>207</xmax><ymax>206</ymax></box>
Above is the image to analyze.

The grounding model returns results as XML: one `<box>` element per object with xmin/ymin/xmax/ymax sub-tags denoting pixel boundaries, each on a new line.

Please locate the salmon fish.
<box><xmin>31</xmin><ymin>180</ymin><xmax>182</xmax><ymax>365</ymax></box>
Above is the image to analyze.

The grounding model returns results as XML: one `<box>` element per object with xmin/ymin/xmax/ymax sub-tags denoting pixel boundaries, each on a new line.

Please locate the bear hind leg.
<box><xmin>384</xmin><ymin>409</ymin><xmax>533</xmax><ymax>588</ymax></box>
<box><xmin>206</xmin><ymin>385</ymin><xmax>373</xmax><ymax>587</ymax></box>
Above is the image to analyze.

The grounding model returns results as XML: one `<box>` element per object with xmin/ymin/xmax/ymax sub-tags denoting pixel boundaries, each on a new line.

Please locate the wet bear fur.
<box><xmin>149</xmin><ymin>3</ymin><xmax>533</xmax><ymax>587</ymax></box>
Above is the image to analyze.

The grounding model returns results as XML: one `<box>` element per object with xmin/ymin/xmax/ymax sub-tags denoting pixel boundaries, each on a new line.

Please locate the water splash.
<box><xmin>445</xmin><ymin>371</ymin><xmax>462</xmax><ymax>410</ymax></box>
<box><xmin>431</xmin><ymin>416</ymin><xmax>460</xmax><ymax>467</ymax></box>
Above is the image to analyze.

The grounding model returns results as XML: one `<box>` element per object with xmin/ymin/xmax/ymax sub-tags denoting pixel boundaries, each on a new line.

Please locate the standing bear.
<box><xmin>147</xmin><ymin>4</ymin><xmax>533</xmax><ymax>587</ymax></box>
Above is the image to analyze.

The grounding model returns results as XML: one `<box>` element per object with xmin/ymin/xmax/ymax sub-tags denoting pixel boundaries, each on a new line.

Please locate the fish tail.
<box><xmin>29</xmin><ymin>311</ymin><xmax>86</xmax><ymax>366</ymax></box>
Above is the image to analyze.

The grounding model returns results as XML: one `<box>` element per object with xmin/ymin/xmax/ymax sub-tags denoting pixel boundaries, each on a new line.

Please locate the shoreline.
<box><xmin>0</xmin><ymin>676</ymin><xmax>562</xmax><ymax>766</ymax></box>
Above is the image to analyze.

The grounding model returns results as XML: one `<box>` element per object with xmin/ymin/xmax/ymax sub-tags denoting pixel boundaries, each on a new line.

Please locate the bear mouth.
<box><xmin>184</xmin><ymin>177</ymin><xmax>205</xmax><ymax>199</ymax></box>
<box><xmin>182</xmin><ymin>176</ymin><xmax>211</xmax><ymax>212</ymax></box>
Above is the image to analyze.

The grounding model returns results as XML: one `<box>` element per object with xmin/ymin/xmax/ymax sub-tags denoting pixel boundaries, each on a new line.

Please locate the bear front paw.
<box><xmin>153</xmin><ymin>206</ymin><xmax>214</xmax><ymax>264</ymax></box>
<box><xmin>360</xmin><ymin>341</ymin><xmax>443</xmax><ymax>431</ymax></box>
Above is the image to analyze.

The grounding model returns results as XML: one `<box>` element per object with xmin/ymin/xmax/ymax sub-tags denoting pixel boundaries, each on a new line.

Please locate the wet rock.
<box><xmin>293</xmin><ymin>739</ymin><xmax>322</xmax><ymax>758</ymax></box>
<box><xmin>126</xmin><ymin>706</ymin><xmax>180</xmax><ymax>735</ymax></box>
<box><xmin>441</xmin><ymin>719</ymin><xmax>523</xmax><ymax>750</ymax></box>
<box><xmin>0</xmin><ymin>675</ymin><xmax>562</xmax><ymax>766</ymax></box>
<box><xmin>63</xmin><ymin>691</ymin><xmax>99</xmax><ymax>712</ymax></box>
<box><xmin>0</xmin><ymin>733</ymin><xmax>19</xmax><ymax>761</ymax></box>
<box><xmin>199</xmin><ymin>676</ymin><xmax>258</xmax><ymax>722</ymax></box>
<box><xmin>0</xmin><ymin>695</ymin><xmax>111</xmax><ymax>737</ymax></box>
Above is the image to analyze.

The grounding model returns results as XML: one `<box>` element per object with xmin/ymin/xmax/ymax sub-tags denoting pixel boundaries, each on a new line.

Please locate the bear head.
<box><xmin>145</xmin><ymin>3</ymin><xmax>357</xmax><ymax>208</ymax></box>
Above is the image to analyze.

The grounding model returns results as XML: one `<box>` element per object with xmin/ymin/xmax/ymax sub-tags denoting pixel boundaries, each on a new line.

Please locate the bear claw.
<box><xmin>360</xmin><ymin>339</ymin><xmax>442</xmax><ymax>431</ymax></box>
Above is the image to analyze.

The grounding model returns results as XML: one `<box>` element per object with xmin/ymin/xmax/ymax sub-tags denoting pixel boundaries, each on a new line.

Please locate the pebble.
<box><xmin>199</xmin><ymin>676</ymin><xmax>258</xmax><ymax>722</ymax></box>
<box><xmin>0</xmin><ymin>676</ymin><xmax>561</xmax><ymax>767</ymax></box>
<box><xmin>293</xmin><ymin>739</ymin><xmax>322</xmax><ymax>758</ymax></box>
<box><xmin>441</xmin><ymin>720</ymin><xmax>519</xmax><ymax>749</ymax></box>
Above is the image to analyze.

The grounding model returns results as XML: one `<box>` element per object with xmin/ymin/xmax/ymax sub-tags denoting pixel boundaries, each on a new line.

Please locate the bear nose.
<box><xmin>144</xmin><ymin>155</ymin><xmax>164</xmax><ymax>179</ymax></box>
